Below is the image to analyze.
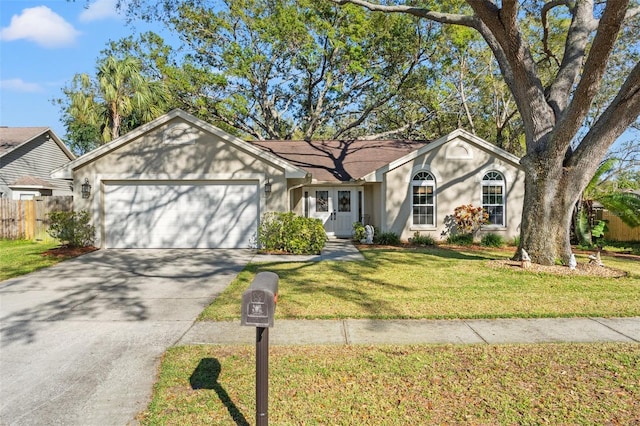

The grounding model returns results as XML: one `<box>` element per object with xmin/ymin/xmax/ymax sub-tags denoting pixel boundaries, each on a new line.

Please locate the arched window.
<box><xmin>412</xmin><ymin>171</ymin><xmax>436</xmax><ymax>226</ymax></box>
<box><xmin>482</xmin><ymin>171</ymin><xmax>505</xmax><ymax>226</ymax></box>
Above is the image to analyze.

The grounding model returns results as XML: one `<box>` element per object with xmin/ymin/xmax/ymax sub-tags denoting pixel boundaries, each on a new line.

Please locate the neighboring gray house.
<box><xmin>0</xmin><ymin>127</ymin><xmax>74</xmax><ymax>200</ymax></box>
<box><xmin>52</xmin><ymin>109</ymin><xmax>525</xmax><ymax>249</ymax></box>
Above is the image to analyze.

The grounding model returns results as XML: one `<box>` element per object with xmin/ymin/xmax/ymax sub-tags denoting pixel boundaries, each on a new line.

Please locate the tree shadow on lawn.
<box><xmin>247</xmin><ymin>257</ymin><xmax>427</xmax><ymax>319</ymax></box>
<box><xmin>239</xmin><ymin>245</ymin><xmax>509</xmax><ymax>319</ymax></box>
<box><xmin>190</xmin><ymin>358</ymin><xmax>250</xmax><ymax>426</ymax></box>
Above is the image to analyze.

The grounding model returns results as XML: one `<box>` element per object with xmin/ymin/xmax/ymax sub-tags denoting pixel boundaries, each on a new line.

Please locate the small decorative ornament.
<box><xmin>521</xmin><ymin>248</ymin><xmax>531</xmax><ymax>269</ymax></box>
<box><xmin>588</xmin><ymin>251</ymin><xmax>604</xmax><ymax>267</ymax></box>
<box><xmin>568</xmin><ymin>253</ymin><xmax>577</xmax><ymax>270</ymax></box>
<box><xmin>364</xmin><ymin>225</ymin><xmax>374</xmax><ymax>244</ymax></box>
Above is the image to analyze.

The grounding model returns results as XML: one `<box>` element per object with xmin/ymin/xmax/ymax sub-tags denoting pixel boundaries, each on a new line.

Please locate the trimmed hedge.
<box><xmin>258</xmin><ymin>212</ymin><xmax>327</xmax><ymax>254</ymax></box>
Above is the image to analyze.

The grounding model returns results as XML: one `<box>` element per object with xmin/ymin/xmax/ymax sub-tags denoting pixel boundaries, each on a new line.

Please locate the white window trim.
<box><xmin>13</xmin><ymin>190</ymin><xmax>40</xmax><ymax>200</ymax></box>
<box><xmin>481</xmin><ymin>171</ymin><xmax>506</xmax><ymax>227</ymax></box>
<box><xmin>411</xmin><ymin>171</ymin><xmax>437</xmax><ymax>228</ymax></box>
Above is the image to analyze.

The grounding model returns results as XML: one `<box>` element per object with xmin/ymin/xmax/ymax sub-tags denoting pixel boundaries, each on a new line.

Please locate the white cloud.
<box><xmin>0</xmin><ymin>6</ymin><xmax>81</xmax><ymax>48</ymax></box>
<box><xmin>0</xmin><ymin>79</ymin><xmax>44</xmax><ymax>93</ymax></box>
<box><xmin>79</xmin><ymin>0</ymin><xmax>122</xmax><ymax>23</ymax></box>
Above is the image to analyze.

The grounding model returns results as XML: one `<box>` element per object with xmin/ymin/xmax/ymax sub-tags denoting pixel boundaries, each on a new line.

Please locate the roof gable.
<box><xmin>0</xmin><ymin>127</ymin><xmax>73</xmax><ymax>160</ymax></box>
<box><xmin>362</xmin><ymin>129</ymin><xmax>523</xmax><ymax>182</ymax></box>
<box><xmin>51</xmin><ymin>109</ymin><xmax>308</xmax><ymax>179</ymax></box>
<box><xmin>251</xmin><ymin>139</ymin><xmax>428</xmax><ymax>183</ymax></box>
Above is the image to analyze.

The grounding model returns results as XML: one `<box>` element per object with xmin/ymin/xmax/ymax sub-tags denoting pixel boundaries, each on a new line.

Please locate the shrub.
<box><xmin>352</xmin><ymin>222</ymin><xmax>366</xmax><ymax>241</ymax></box>
<box><xmin>481</xmin><ymin>233</ymin><xmax>504</xmax><ymax>247</ymax></box>
<box><xmin>257</xmin><ymin>212</ymin><xmax>326</xmax><ymax>254</ymax></box>
<box><xmin>411</xmin><ymin>231</ymin><xmax>435</xmax><ymax>246</ymax></box>
<box><xmin>374</xmin><ymin>231</ymin><xmax>401</xmax><ymax>246</ymax></box>
<box><xmin>453</xmin><ymin>204</ymin><xmax>488</xmax><ymax>235</ymax></box>
<box><xmin>446</xmin><ymin>233</ymin><xmax>474</xmax><ymax>246</ymax></box>
<box><xmin>47</xmin><ymin>210</ymin><xmax>95</xmax><ymax>248</ymax></box>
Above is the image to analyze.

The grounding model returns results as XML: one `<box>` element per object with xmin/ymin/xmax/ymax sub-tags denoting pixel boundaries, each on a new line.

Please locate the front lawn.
<box><xmin>140</xmin><ymin>343</ymin><xmax>640</xmax><ymax>425</ymax></box>
<box><xmin>144</xmin><ymin>246</ymin><xmax>640</xmax><ymax>425</ymax></box>
<box><xmin>200</xmin><ymin>247</ymin><xmax>640</xmax><ymax>320</ymax></box>
<box><xmin>0</xmin><ymin>239</ymin><xmax>66</xmax><ymax>282</ymax></box>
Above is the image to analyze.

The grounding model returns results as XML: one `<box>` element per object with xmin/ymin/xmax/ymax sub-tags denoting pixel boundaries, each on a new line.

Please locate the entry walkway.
<box><xmin>179</xmin><ymin>317</ymin><xmax>640</xmax><ymax>346</ymax></box>
<box><xmin>249</xmin><ymin>237</ymin><xmax>365</xmax><ymax>262</ymax></box>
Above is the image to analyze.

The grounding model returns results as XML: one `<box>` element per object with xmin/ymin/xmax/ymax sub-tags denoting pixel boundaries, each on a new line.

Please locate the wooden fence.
<box><xmin>600</xmin><ymin>209</ymin><xmax>640</xmax><ymax>242</ymax></box>
<box><xmin>0</xmin><ymin>197</ymin><xmax>73</xmax><ymax>241</ymax></box>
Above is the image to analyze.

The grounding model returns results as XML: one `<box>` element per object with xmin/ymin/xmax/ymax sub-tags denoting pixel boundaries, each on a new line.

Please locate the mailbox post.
<box><xmin>241</xmin><ymin>272</ymin><xmax>278</xmax><ymax>426</ymax></box>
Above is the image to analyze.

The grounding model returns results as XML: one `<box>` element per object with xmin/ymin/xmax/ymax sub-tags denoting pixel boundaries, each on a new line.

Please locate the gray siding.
<box><xmin>0</xmin><ymin>135</ymin><xmax>73</xmax><ymax>197</ymax></box>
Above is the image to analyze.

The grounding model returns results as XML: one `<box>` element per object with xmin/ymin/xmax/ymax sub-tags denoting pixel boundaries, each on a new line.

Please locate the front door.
<box><xmin>309</xmin><ymin>187</ymin><xmax>357</xmax><ymax>237</ymax></box>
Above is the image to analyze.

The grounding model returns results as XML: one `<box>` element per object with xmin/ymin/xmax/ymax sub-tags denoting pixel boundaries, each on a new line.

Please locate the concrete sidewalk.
<box><xmin>179</xmin><ymin>317</ymin><xmax>640</xmax><ymax>346</ymax></box>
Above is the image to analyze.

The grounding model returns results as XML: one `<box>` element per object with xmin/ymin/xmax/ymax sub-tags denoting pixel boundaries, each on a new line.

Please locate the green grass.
<box><xmin>199</xmin><ymin>247</ymin><xmax>640</xmax><ymax>321</ymax></box>
<box><xmin>3</xmin><ymin>240</ymin><xmax>636</xmax><ymax>424</ymax></box>
<box><xmin>144</xmin><ymin>246</ymin><xmax>640</xmax><ymax>424</ymax></box>
<box><xmin>602</xmin><ymin>241</ymin><xmax>640</xmax><ymax>255</ymax></box>
<box><xmin>0</xmin><ymin>239</ymin><xmax>65</xmax><ymax>282</ymax></box>
<box><xmin>139</xmin><ymin>343</ymin><xmax>640</xmax><ymax>425</ymax></box>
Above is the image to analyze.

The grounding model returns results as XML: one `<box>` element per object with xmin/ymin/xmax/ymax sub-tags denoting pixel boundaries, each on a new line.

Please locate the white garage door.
<box><xmin>104</xmin><ymin>181</ymin><xmax>259</xmax><ymax>248</ymax></box>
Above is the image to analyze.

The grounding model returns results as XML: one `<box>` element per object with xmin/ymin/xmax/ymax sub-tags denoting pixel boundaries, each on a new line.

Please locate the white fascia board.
<box><xmin>452</xmin><ymin>129</ymin><xmax>522</xmax><ymax>166</ymax></box>
<box><xmin>51</xmin><ymin>111</ymin><xmax>180</xmax><ymax>179</ymax></box>
<box><xmin>1</xmin><ymin>128</ymin><xmax>74</xmax><ymax>162</ymax></box>
<box><xmin>50</xmin><ymin>165</ymin><xmax>73</xmax><ymax>179</ymax></box>
<box><xmin>51</xmin><ymin>109</ymin><xmax>308</xmax><ymax>179</ymax></box>
<box><xmin>360</xmin><ymin>129</ymin><xmax>522</xmax><ymax>182</ymax></box>
<box><xmin>46</xmin><ymin>130</ymin><xmax>75</xmax><ymax>160</ymax></box>
<box><xmin>305</xmin><ymin>180</ymin><xmax>365</xmax><ymax>186</ymax></box>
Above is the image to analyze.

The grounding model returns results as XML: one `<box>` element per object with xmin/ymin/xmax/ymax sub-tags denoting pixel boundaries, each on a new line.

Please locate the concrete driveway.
<box><xmin>0</xmin><ymin>249</ymin><xmax>253</xmax><ymax>426</ymax></box>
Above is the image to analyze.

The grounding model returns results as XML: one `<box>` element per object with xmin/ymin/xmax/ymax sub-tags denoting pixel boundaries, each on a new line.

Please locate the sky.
<box><xmin>0</xmin><ymin>0</ymin><xmax>637</xmax><ymax>150</ymax></box>
<box><xmin>0</xmin><ymin>0</ymin><xmax>166</xmax><ymax>139</ymax></box>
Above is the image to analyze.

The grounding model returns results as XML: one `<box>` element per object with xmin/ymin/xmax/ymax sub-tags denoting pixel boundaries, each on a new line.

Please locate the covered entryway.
<box><xmin>103</xmin><ymin>181</ymin><xmax>259</xmax><ymax>248</ymax></box>
<box><xmin>308</xmin><ymin>186</ymin><xmax>359</xmax><ymax>237</ymax></box>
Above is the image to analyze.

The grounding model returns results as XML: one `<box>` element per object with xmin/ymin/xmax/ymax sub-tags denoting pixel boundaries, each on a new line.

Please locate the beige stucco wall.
<box><xmin>73</xmin><ymin>116</ymin><xmax>287</xmax><ymax>247</ymax></box>
<box><xmin>289</xmin><ymin>186</ymin><xmax>303</xmax><ymax>214</ymax></box>
<box><xmin>362</xmin><ymin>183</ymin><xmax>380</xmax><ymax>227</ymax></box>
<box><xmin>383</xmin><ymin>136</ymin><xmax>525</xmax><ymax>242</ymax></box>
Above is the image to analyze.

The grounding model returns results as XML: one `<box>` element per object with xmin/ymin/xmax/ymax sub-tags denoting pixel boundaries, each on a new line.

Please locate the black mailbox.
<box><xmin>241</xmin><ymin>272</ymin><xmax>278</xmax><ymax>328</ymax></box>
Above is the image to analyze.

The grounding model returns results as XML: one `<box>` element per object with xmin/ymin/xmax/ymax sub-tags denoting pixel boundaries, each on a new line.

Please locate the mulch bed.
<box><xmin>41</xmin><ymin>246</ymin><xmax>98</xmax><ymax>258</ymax></box>
<box><xmin>486</xmin><ymin>259</ymin><xmax>628</xmax><ymax>278</ymax></box>
<box><xmin>357</xmin><ymin>243</ymin><xmax>634</xmax><ymax>277</ymax></box>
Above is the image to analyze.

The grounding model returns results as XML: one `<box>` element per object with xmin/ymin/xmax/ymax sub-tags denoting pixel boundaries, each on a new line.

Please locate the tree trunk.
<box><xmin>518</xmin><ymin>155</ymin><xmax>578</xmax><ymax>265</ymax></box>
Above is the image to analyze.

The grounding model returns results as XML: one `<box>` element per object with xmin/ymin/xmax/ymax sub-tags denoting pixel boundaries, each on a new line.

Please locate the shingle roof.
<box><xmin>0</xmin><ymin>127</ymin><xmax>48</xmax><ymax>157</ymax></box>
<box><xmin>251</xmin><ymin>139</ymin><xmax>430</xmax><ymax>182</ymax></box>
<box><xmin>9</xmin><ymin>175</ymin><xmax>54</xmax><ymax>188</ymax></box>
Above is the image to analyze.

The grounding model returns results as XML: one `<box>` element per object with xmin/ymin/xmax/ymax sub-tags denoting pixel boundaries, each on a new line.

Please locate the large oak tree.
<box><xmin>332</xmin><ymin>0</ymin><xmax>640</xmax><ymax>265</ymax></box>
<box><xmin>119</xmin><ymin>0</ymin><xmax>450</xmax><ymax>141</ymax></box>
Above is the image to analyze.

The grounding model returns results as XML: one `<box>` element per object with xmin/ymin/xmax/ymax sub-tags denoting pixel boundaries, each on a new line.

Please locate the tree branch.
<box><xmin>355</xmin><ymin>116</ymin><xmax>433</xmax><ymax>140</ymax></box>
<box><xmin>328</xmin><ymin>0</ymin><xmax>477</xmax><ymax>27</ymax></box>
<box><xmin>546</xmin><ymin>0</ymin><xmax>596</xmax><ymax>119</ymax></box>
<box><xmin>542</xmin><ymin>0</ymin><xmax>571</xmax><ymax>68</ymax></box>
<box><xmin>552</xmin><ymin>0</ymin><xmax>630</xmax><ymax>155</ymax></box>
<box><xmin>625</xmin><ymin>5</ymin><xmax>640</xmax><ymax>19</ymax></box>
<box><xmin>466</xmin><ymin>0</ymin><xmax>554</xmax><ymax>146</ymax></box>
<box><xmin>568</xmin><ymin>59</ymin><xmax>640</xmax><ymax>189</ymax></box>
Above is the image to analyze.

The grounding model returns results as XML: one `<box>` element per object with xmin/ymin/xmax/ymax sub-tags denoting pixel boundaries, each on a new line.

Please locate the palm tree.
<box><xmin>575</xmin><ymin>158</ymin><xmax>640</xmax><ymax>246</ymax></box>
<box><xmin>97</xmin><ymin>55</ymin><xmax>169</xmax><ymax>142</ymax></box>
<box><xmin>61</xmin><ymin>55</ymin><xmax>170</xmax><ymax>153</ymax></box>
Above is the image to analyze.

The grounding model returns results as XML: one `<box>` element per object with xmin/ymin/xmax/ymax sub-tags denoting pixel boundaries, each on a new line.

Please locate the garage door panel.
<box><xmin>104</xmin><ymin>182</ymin><xmax>258</xmax><ymax>248</ymax></box>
